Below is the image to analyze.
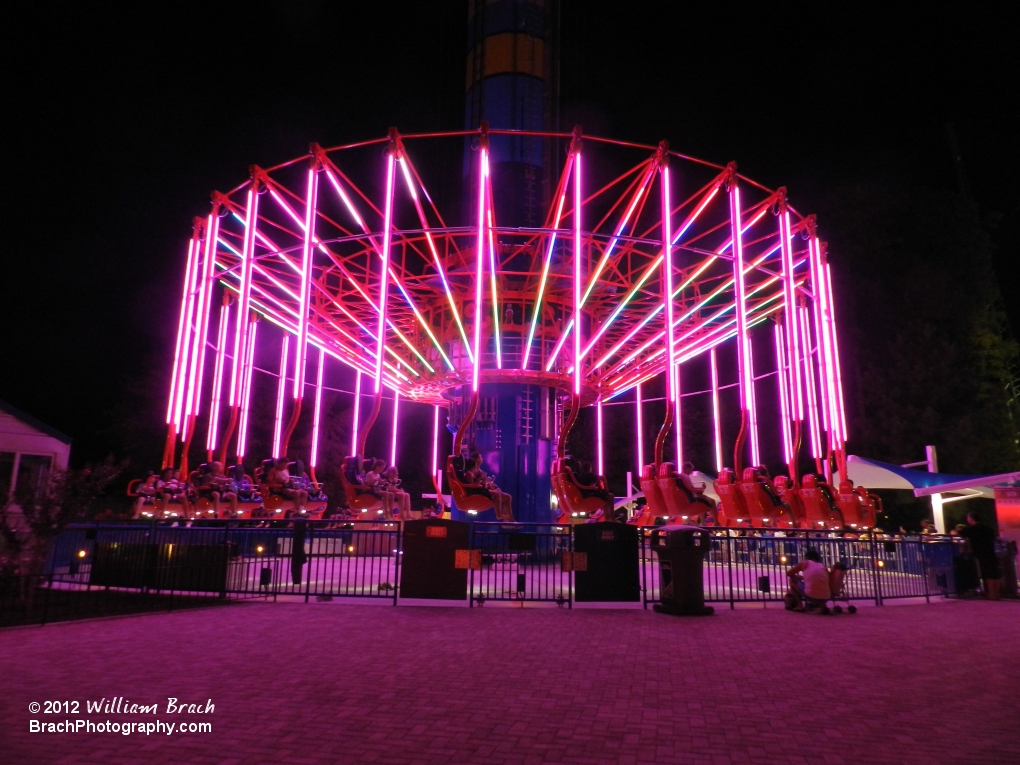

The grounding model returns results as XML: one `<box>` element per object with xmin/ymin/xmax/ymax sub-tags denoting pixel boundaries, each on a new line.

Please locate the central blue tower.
<box><xmin>451</xmin><ymin>0</ymin><xmax>561</xmax><ymax>523</ymax></box>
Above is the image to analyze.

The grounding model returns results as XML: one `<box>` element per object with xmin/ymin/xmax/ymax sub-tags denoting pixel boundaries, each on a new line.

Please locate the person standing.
<box><xmin>958</xmin><ymin>511</ymin><xmax>1002</xmax><ymax>600</ymax></box>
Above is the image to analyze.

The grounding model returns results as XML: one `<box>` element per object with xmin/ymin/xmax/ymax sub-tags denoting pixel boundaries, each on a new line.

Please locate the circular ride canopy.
<box><xmin>165</xmin><ymin>127</ymin><xmax>846</xmax><ymax>478</ymax></box>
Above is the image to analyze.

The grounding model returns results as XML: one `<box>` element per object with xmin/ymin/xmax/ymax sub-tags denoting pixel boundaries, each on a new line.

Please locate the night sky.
<box><xmin>5</xmin><ymin>2</ymin><xmax>1018</xmax><ymax>467</ymax></box>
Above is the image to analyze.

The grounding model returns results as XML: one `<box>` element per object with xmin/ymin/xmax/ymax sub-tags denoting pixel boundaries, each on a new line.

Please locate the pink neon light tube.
<box><xmin>237</xmin><ymin>317</ymin><xmax>259</xmax><ymax>460</ymax></box>
<box><xmin>597</xmin><ymin>398</ymin><xmax>605</xmax><ymax>476</ymax></box>
<box><xmin>799</xmin><ymin>304</ymin><xmax>822</xmax><ymax>459</ymax></box>
<box><xmin>674</xmin><ymin>366</ymin><xmax>683</xmax><ymax>467</ymax></box>
<box><xmin>710</xmin><ymin>348</ymin><xmax>723</xmax><ymax>472</ymax></box>
<box><xmin>374</xmin><ymin>154</ymin><xmax>396</xmax><ymax>394</ymax></box>
<box><xmin>167</xmin><ymin>235</ymin><xmax>197</xmax><ymax>425</ymax></box>
<box><xmin>728</xmin><ymin>180</ymin><xmax>758</xmax><ymax>465</ymax></box>
<box><xmin>190</xmin><ymin>212</ymin><xmax>220</xmax><ymax>422</ymax></box>
<box><xmin>747</xmin><ymin>339</ymin><xmax>760</xmax><ymax>466</ymax></box>
<box><xmin>431</xmin><ymin>405</ymin><xmax>440</xmax><ymax>480</ymax></box>
<box><xmin>807</xmin><ymin>237</ymin><xmax>830</xmax><ymax>434</ymax></box>
<box><xmin>472</xmin><ymin>149</ymin><xmax>488</xmax><ymax>392</ymax></box>
<box><xmin>184</xmin><ymin>219</ymin><xmax>215</xmax><ymax>431</ymax></box>
<box><xmin>399</xmin><ymin>157</ymin><xmax>472</xmax><ymax>360</ymax></box>
<box><xmin>635</xmin><ymin>383</ymin><xmax>644</xmax><ymax>474</ymax></box>
<box><xmin>390</xmin><ymin>391</ymin><xmax>400</xmax><ymax>466</ymax></box>
<box><xmin>661</xmin><ymin>164</ymin><xmax>676</xmax><ymax>406</ymax></box>
<box><xmin>294</xmin><ymin>166</ymin><xmax>319</xmax><ymax>399</ymax></box>
<box><xmin>272</xmin><ymin>335</ymin><xmax>290</xmax><ymax>458</ymax></box>
<box><xmin>523</xmin><ymin>156</ymin><xmax>573</xmax><ymax>370</ymax></box>
<box><xmin>824</xmin><ymin>262</ymin><xmax>849</xmax><ymax>442</ymax></box>
<box><xmin>814</xmin><ymin>242</ymin><xmax>837</xmax><ymax>444</ymax></box>
<box><xmin>774</xmin><ymin>322</ymin><xmax>792</xmax><ymax>464</ymax></box>
<box><xmin>351</xmin><ymin>369</ymin><xmax>362</xmax><ymax>455</ymax></box>
<box><xmin>230</xmin><ymin>187</ymin><xmax>258</xmax><ymax>408</ymax></box>
<box><xmin>779</xmin><ymin>210</ymin><xmax>803</xmax><ymax>420</ymax></box>
<box><xmin>207</xmin><ymin>301</ymin><xmax>231</xmax><ymax>451</ymax></box>
<box><xmin>729</xmin><ymin>183</ymin><xmax>751</xmax><ymax>408</ymax></box>
<box><xmin>172</xmin><ymin>232</ymin><xmax>201</xmax><ymax>432</ymax></box>
<box><xmin>486</xmin><ymin>207</ymin><xmax>502</xmax><ymax>369</ymax></box>
<box><xmin>310</xmin><ymin>348</ymin><xmax>325</xmax><ymax>468</ymax></box>
<box><xmin>573</xmin><ymin>152</ymin><xmax>583</xmax><ymax>396</ymax></box>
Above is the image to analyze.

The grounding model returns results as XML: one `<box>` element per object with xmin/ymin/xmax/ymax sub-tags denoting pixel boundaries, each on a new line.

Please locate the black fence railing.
<box><xmin>1</xmin><ymin>521</ymin><xmax>999</xmax><ymax>627</ymax></box>
<box><xmin>469</xmin><ymin>523</ymin><xmax>571</xmax><ymax>606</ymax></box>
<box><xmin>639</xmin><ymin>529</ymin><xmax>967</xmax><ymax>608</ymax></box>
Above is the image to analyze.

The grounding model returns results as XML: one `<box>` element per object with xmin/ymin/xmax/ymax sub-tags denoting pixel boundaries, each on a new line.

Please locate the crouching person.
<box><xmin>785</xmin><ymin>548</ymin><xmax>831</xmax><ymax>612</ymax></box>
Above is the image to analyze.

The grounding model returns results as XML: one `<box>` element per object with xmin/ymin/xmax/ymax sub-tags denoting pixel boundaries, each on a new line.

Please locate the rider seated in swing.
<box><xmin>363</xmin><ymin>458</ymin><xmax>395</xmax><ymax>515</ymax></box>
<box><xmin>573</xmin><ymin>460</ymin><xmax>615</xmax><ymax>515</ymax></box>
<box><xmin>679</xmin><ymin>462</ymin><xmax>707</xmax><ymax>497</ymax></box>
<box><xmin>464</xmin><ymin>452</ymin><xmax>513</xmax><ymax>520</ymax></box>
<box><xmin>268</xmin><ymin>457</ymin><xmax>308</xmax><ymax>515</ymax></box>
<box><xmin>382</xmin><ymin>465</ymin><xmax>411</xmax><ymax>519</ymax></box>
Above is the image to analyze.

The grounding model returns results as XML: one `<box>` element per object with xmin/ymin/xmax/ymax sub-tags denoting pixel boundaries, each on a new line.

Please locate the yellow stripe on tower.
<box><xmin>466</xmin><ymin>32</ymin><xmax>546</xmax><ymax>89</ymax></box>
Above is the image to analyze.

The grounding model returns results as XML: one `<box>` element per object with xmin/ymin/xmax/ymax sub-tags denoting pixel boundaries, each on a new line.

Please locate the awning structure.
<box><xmin>839</xmin><ymin>454</ymin><xmax>1020</xmax><ymax>500</ymax></box>
<box><xmin>835</xmin><ymin>455</ymin><xmax>1020</xmax><ymax>534</ymax></box>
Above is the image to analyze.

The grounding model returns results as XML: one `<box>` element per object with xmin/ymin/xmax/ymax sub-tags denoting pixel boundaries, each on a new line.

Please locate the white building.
<box><xmin>0</xmin><ymin>399</ymin><xmax>72</xmax><ymax>504</ymax></box>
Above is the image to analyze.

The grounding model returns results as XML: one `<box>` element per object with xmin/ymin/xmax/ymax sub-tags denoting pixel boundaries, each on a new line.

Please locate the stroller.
<box><xmin>784</xmin><ymin>561</ymin><xmax>857</xmax><ymax>614</ymax></box>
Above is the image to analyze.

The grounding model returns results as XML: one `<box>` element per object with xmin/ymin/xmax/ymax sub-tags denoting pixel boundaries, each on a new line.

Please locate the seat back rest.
<box><xmin>638</xmin><ymin>463</ymin><xmax>666</xmax><ymax>519</ymax></box>
<box><xmin>714</xmin><ymin>468</ymin><xmax>747</xmax><ymax>526</ymax></box>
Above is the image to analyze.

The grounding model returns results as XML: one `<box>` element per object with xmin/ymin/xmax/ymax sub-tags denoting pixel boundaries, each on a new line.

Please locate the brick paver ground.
<box><xmin>1</xmin><ymin>599</ymin><xmax>1017</xmax><ymax>764</ymax></box>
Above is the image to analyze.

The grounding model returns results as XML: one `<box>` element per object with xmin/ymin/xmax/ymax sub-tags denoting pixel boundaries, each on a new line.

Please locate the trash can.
<box><xmin>651</xmin><ymin>525</ymin><xmax>713</xmax><ymax>616</ymax></box>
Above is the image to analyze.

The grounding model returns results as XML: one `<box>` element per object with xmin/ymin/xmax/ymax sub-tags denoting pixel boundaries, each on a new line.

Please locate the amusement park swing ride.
<box><xmin>156</xmin><ymin>122</ymin><xmax>862</xmax><ymax>529</ymax></box>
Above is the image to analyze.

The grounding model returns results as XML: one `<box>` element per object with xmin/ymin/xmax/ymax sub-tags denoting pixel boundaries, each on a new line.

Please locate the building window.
<box><xmin>14</xmin><ymin>455</ymin><xmax>53</xmax><ymax>502</ymax></box>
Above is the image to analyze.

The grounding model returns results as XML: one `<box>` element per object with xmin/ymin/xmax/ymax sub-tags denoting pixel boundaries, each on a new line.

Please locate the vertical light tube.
<box><xmin>824</xmin><ymin>263</ymin><xmax>848</xmax><ymax>442</ymax></box>
<box><xmin>728</xmin><ymin>177</ymin><xmax>758</xmax><ymax>465</ymax></box>
<box><xmin>573</xmin><ymin>151</ymin><xmax>584</xmax><ymax>396</ymax></box>
<box><xmin>272</xmin><ymin>335</ymin><xmax>290</xmax><ymax>458</ymax></box>
<box><xmin>674</xmin><ymin>366</ymin><xmax>683</xmax><ymax>467</ymax></box>
<box><xmin>596</xmin><ymin>398</ymin><xmax>605</xmax><ymax>476</ymax></box>
<box><xmin>472</xmin><ymin>148</ymin><xmax>489</xmax><ymax>392</ymax></box>
<box><xmin>522</xmin><ymin>156</ymin><xmax>572</xmax><ymax>370</ymax></box>
<box><xmin>374</xmin><ymin>154</ymin><xmax>397</xmax><ymax>394</ymax></box>
<box><xmin>710</xmin><ymin>348</ymin><xmax>723</xmax><ymax>472</ymax></box>
<box><xmin>432</xmin><ymin>405</ymin><xmax>443</xmax><ymax>504</ymax></box>
<box><xmin>236</xmin><ymin>316</ymin><xmax>259</xmax><ymax>460</ymax></box>
<box><xmin>184</xmin><ymin>219</ymin><xmax>212</xmax><ymax>434</ymax></box>
<box><xmin>350</xmin><ymin>369</ymin><xmax>362</xmax><ymax>455</ymax></box>
<box><xmin>390</xmin><ymin>391</ymin><xmax>400</xmax><ymax>466</ymax></box>
<box><xmin>167</xmin><ymin>234</ymin><xmax>198</xmax><ymax>424</ymax></box>
<box><xmin>190</xmin><ymin>212</ymin><xmax>220</xmax><ymax>422</ymax></box>
<box><xmin>662</xmin><ymin>165</ymin><xmax>677</xmax><ymax>402</ymax></box>
<box><xmin>808</xmin><ymin>236</ymin><xmax>831</xmax><ymax>435</ymax></box>
<box><xmin>487</xmin><ymin>209</ymin><xmax>502</xmax><ymax>369</ymax></box>
<box><xmin>207</xmin><ymin>299</ymin><xmax>231</xmax><ymax>451</ymax></box>
<box><xmin>775</xmin><ymin>322</ymin><xmax>792</xmax><ymax>464</ymax></box>
<box><xmin>230</xmin><ymin>186</ymin><xmax>259</xmax><ymax>407</ymax></box>
<box><xmin>747</xmin><ymin>340</ymin><xmax>760</xmax><ymax>466</ymax></box>
<box><xmin>172</xmin><ymin>230</ymin><xmax>201</xmax><ymax>431</ymax></box>
<box><xmin>635</xmin><ymin>383</ymin><xmax>645</xmax><ymax>474</ymax></box>
<box><xmin>779</xmin><ymin>209</ymin><xmax>803</xmax><ymax>419</ymax></box>
<box><xmin>799</xmin><ymin>305</ymin><xmax>822</xmax><ymax>459</ymax></box>
<box><xmin>815</xmin><ymin>242</ymin><xmax>838</xmax><ymax>448</ymax></box>
<box><xmin>310</xmin><ymin>348</ymin><xmax>325</xmax><ymax>469</ymax></box>
<box><xmin>294</xmin><ymin>165</ymin><xmax>319</xmax><ymax>399</ymax></box>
